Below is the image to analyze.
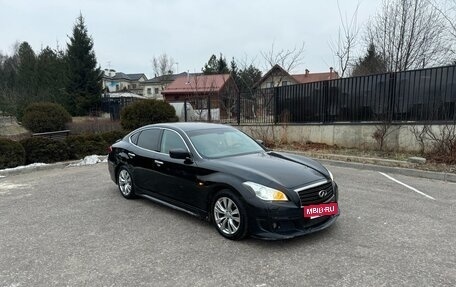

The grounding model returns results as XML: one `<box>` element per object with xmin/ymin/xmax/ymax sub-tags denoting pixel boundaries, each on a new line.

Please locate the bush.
<box><xmin>65</xmin><ymin>134</ymin><xmax>109</xmax><ymax>159</ymax></box>
<box><xmin>0</xmin><ymin>138</ymin><xmax>26</xmax><ymax>169</ymax></box>
<box><xmin>120</xmin><ymin>100</ymin><xmax>178</xmax><ymax>131</ymax></box>
<box><xmin>100</xmin><ymin>130</ymin><xmax>127</xmax><ymax>145</ymax></box>
<box><xmin>20</xmin><ymin>137</ymin><xmax>70</xmax><ymax>164</ymax></box>
<box><xmin>22</xmin><ymin>102</ymin><xmax>72</xmax><ymax>133</ymax></box>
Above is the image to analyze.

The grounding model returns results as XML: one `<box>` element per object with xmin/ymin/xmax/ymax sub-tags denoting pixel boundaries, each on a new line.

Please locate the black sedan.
<box><xmin>108</xmin><ymin>123</ymin><xmax>339</xmax><ymax>240</ymax></box>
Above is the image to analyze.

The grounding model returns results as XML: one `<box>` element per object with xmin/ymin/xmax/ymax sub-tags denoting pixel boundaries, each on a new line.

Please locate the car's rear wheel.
<box><xmin>117</xmin><ymin>167</ymin><xmax>135</xmax><ymax>199</ymax></box>
<box><xmin>212</xmin><ymin>190</ymin><xmax>248</xmax><ymax>240</ymax></box>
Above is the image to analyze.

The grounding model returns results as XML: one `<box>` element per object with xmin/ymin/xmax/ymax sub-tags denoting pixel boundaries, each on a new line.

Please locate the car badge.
<box><xmin>318</xmin><ymin>190</ymin><xmax>327</xmax><ymax>198</ymax></box>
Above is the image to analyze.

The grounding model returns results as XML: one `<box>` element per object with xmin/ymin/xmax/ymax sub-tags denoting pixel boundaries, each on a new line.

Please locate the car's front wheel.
<box><xmin>117</xmin><ymin>167</ymin><xmax>135</xmax><ymax>199</ymax></box>
<box><xmin>212</xmin><ymin>190</ymin><xmax>248</xmax><ymax>240</ymax></box>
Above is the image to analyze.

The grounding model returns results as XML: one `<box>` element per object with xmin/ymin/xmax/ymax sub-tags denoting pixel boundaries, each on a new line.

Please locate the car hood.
<box><xmin>207</xmin><ymin>151</ymin><xmax>329</xmax><ymax>189</ymax></box>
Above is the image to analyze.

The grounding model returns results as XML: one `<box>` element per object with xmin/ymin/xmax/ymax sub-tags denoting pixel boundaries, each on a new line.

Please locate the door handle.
<box><xmin>154</xmin><ymin>160</ymin><xmax>164</xmax><ymax>166</ymax></box>
<box><xmin>127</xmin><ymin>152</ymin><xmax>136</xmax><ymax>158</ymax></box>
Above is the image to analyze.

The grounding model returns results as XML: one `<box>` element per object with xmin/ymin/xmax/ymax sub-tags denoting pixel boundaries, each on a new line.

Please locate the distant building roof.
<box><xmin>253</xmin><ymin>64</ymin><xmax>339</xmax><ymax>88</ymax></box>
<box><xmin>104</xmin><ymin>92</ymin><xmax>147</xmax><ymax>99</ymax></box>
<box><xmin>143</xmin><ymin>72</ymin><xmax>190</xmax><ymax>84</ymax></box>
<box><xmin>104</xmin><ymin>72</ymin><xmax>147</xmax><ymax>81</ymax></box>
<box><xmin>162</xmin><ymin>74</ymin><xmax>232</xmax><ymax>94</ymax></box>
<box><xmin>293</xmin><ymin>70</ymin><xmax>339</xmax><ymax>83</ymax></box>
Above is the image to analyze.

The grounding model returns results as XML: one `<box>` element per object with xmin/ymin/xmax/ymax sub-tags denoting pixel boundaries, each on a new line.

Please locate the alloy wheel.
<box><xmin>213</xmin><ymin>197</ymin><xmax>241</xmax><ymax>235</ymax></box>
<box><xmin>118</xmin><ymin>169</ymin><xmax>132</xmax><ymax>196</ymax></box>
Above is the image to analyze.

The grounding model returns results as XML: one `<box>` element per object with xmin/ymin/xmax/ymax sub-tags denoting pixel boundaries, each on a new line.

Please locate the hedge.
<box><xmin>22</xmin><ymin>102</ymin><xmax>72</xmax><ymax>133</ymax></box>
<box><xmin>65</xmin><ymin>134</ymin><xmax>109</xmax><ymax>159</ymax></box>
<box><xmin>120</xmin><ymin>99</ymin><xmax>178</xmax><ymax>131</ymax></box>
<box><xmin>0</xmin><ymin>138</ymin><xmax>25</xmax><ymax>169</ymax></box>
<box><xmin>20</xmin><ymin>137</ymin><xmax>70</xmax><ymax>164</ymax></box>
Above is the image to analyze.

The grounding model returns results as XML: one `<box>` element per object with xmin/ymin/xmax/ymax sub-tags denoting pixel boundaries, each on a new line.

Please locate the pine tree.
<box><xmin>202</xmin><ymin>53</ymin><xmax>229</xmax><ymax>74</ymax></box>
<box><xmin>351</xmin><ymin>43</ymin><xmax>387</xmax><ymax>76</ymax></box>
<box><xmin>65</xmin><ymin>14</ymin><xmax>102</xmax><ymax>116</ymax></box>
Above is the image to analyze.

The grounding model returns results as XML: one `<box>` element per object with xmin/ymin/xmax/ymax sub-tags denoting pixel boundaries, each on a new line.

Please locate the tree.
<box><xmin>202</xmin><ymin>53</ymin><xmax>229</xmax><ymax>74</ymax></box>
<box><xmin>367</xmin><ymin>0</ymin><xmax>449</xmax><ymax>72</ymax></box>
<box><xmin>36</xmin><ymin>47</ymin><xmax>68</xmax><ymax>105</ymax></box>
<box><xmin>65</xmin><ymin>14</ymin><xmax>102</xmax><ymax>116</ymax></box>
<box><xmin>237</xmin><ymin>64</ymin><xmax>262</xmax><ymax>94</ymax></box>
<box><xmin>152</xmin><ymin>53</ymin><xmax>175</xmax><ymax>77</ymax></box>
<box><xmin>329</xmin><ymin>0</ymin><xmax>360</xmax><ymax>77</ymax></box>
<box><xmin>351</xmin><ymin>43</ymin><xmax>387</xmax><ymax>76</ymax></box>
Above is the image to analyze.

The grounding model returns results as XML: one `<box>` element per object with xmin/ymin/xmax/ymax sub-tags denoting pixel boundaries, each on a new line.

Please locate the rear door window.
<box><xmin>136</xmin><ymin>129</ymin><xmax>162</xmax><ymax>151</ymax></box>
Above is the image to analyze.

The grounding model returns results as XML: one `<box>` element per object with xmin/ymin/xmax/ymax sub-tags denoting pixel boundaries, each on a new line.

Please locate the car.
<box><xmin>107</xmin><ymin>122</ymin><xmax>339</xmax><ymax>240</ymax></box>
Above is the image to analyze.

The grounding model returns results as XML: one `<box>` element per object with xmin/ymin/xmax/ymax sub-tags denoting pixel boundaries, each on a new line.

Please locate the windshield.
<box><xmin>187</xmin><ymin>128</ymin><xmax>264</xmax><ymax>158</ymax></box>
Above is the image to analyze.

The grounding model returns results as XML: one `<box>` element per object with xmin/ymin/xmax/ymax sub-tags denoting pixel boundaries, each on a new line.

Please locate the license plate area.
<box><xmin>303</xmin><ymin>202</ymin><xmax>338</xmax><ymax>218</ymax></box>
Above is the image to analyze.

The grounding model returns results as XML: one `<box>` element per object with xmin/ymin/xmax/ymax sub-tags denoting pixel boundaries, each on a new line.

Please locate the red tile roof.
<box><xmin>162</xmin><ymin>74</ymin><xmax>231</xmax><ymax>94</ymax></box>
<box><xmin>293</xmin><ymin>71</ymin><xmax>339</xmax><ymax>83</ymax></box>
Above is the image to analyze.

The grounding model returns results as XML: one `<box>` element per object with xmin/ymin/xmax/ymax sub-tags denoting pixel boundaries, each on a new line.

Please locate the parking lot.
<box><xmin>0</xmin><ymin>162</ymin><xmax>455</xmax><ymax>286</ymax></box>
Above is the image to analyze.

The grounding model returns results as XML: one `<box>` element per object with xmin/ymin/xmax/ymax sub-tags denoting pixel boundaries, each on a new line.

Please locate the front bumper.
<box><xmin>246</xmin><ymin>183</ymin><xmax>339</xmax><ymax>240</ymax></box>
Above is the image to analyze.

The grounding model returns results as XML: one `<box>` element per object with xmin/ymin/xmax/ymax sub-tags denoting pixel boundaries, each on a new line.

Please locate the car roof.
<box><xmin>145</xmin><ymin>122</ymin><xmax>236</xmax><ymax>132</ymax></box>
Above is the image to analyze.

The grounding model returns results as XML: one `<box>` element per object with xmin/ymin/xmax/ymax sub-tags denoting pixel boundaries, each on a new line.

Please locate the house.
<box><xmin>102</xmin><ymin>69</ymin><xmax>147</xmax><ymax>95</ymax></box>
<box><xmin>141</xmin><ymin>72</ymin><xmax>189</xmax><ymax>100</ymax></box>
<box><xmin>254</xmin><ymin>64</ymin><xmax>339</xmax><ymax>89</ymax></box>
<box><xmin>162</xmin><ymin>74</ymin><xmax>238</xmax><ymax>120</ymax></box>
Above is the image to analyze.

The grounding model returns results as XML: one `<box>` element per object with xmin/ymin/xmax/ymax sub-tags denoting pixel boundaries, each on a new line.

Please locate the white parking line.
<box><xmin>379</xmin><ymin>172</ymin><xmax>436</xmax><ymax>200</ymax></box>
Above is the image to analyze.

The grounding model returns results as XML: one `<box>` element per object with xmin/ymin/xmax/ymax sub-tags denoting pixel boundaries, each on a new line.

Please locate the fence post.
<box><xmin>323</xmin><ymin>81</ymin><xmax>329</xmax><ymax>123</ymax></box>
<box><xmin>274</xmin><ymin>87</ymin><xmax>279</xmax><ymax>124</ymax></box>
<box><xmin>184</xmin><ymin>99</ymin><xmax>188</xmax><ymax>122</ymax></box>
<box><xmin>236</xmin><ymin>92</ymin><xmax>241</xmax><ymax>125</ymax></box>
<box><xmin>207</xmin><ymin>95</ymin><xmax>211</xmax><ymax>122</ymax></box>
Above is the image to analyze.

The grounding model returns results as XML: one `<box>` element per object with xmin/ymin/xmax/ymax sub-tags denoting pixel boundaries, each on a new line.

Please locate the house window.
<box><xmin>116</xmin><ymin>84</ymin><xmax>119</xmax><ymax>91</ymax></box>
<box><xmin>282</xmin><ymin>81</ymin><xmax>288</xmax><ymax>86</ymax></box>
<box><xmin>266</xmin><ymin>82</ymin><xmax>274</xmax><ymax>88</ymax></box>
<box><xmin>147</xmin><ymin>88</ymin><xmax>152</xmax><ymax>95</ymax></box>
<box><xmin>132</xmin><ymin>84</ymin><xmax>137</xmax><ymax>89</ymax></box>
<box><xmin>154</xmin><ymin>88</ymin><xmax>159</xmax><ymax>94</ymax></box>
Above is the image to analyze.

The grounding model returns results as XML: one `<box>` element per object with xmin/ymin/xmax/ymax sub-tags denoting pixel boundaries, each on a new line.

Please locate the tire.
<box><xmin>211</xmin><ymin>190</ymin><xmax>248</xmax><ymax>240</ymax></box>
<box><xmin>117</xmin><ymin>166</ymin><xmax>136</xmax><ymax>199</ymax></box>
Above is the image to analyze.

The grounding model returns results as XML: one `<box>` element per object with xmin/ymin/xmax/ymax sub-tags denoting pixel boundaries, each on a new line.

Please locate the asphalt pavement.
<box><xmin>0</xmin><ymin>163</ymin><xmax>455</xmax><ymax>286</ymax></box>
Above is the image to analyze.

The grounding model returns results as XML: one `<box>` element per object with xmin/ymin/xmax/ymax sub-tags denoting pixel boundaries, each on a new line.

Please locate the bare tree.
<box><xmin>152</xmin><ymin>53</ymin><xmax>175</xmax><ymax>77</ymax></box>
<box><xmin>432</xmin><ymin>0</ymin><xmax>456</xmax><ymax>57</ymax></box>
<box><xmin>329</xmin><ymin>0</ymin><xmax>360</xmax><ymax>77</ymax></box>
<box><xmin>367</xmin><ymin>0</ymin><xmax>449</xmax><ymax>72</ymax></box>
<box><xmin>261</xmin><ymin>41</ymin><xmax>305</xmax><ymax>75</ymax></box>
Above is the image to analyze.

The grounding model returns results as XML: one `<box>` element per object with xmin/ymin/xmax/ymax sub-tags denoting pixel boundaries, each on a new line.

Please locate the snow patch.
<box><xmin>68</xmin><ymin>155</ymin><xmax>107</xmax><ymax>167</ymax></box>
<box><xmin>0</xmin><ymin>163</ymin><xmax>47</xmax><ymax>172</ymax></box>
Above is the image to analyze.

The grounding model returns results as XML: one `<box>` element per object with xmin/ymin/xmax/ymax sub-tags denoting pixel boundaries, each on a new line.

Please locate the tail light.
<box><xmin>108</xmin><ymin>146</ymin><xmax>113</xmax><ymax>153</ymax></box>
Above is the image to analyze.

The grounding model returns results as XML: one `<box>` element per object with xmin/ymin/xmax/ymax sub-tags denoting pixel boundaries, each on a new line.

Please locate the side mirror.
<box><xmin>256</xmin><ymin>139</ymin><xmax>264</xmax><ymax>145</ymax></box>
<box><xmin>169</xmin><ymin>148</ymin><xmax>192</xmax><ymax>161</ymax></box>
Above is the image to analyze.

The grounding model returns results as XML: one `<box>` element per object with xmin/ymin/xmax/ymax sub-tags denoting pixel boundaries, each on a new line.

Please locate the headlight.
<box><xmin>243</xmin><ymin>182</ymin><xmax>288</xmax><ymax>201</ymax></box>
<box><xmin>327</xmin><ymin>169</ymin><xmax>334</xmax><ymax>181</ymax></box>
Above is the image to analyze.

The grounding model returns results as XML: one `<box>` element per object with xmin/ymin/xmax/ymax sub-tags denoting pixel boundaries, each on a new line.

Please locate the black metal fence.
<box><xmin>102</xmin><ymin>65</ymin><xmax>456</xmax><ymax>125</ymax></box>
<box><xmin>256</xmin><ymin>64</ymin><xmax>456</xmax><ymax>124</ymax></box>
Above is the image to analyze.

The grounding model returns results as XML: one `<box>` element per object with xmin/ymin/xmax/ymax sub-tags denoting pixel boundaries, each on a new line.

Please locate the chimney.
<box><xmin>329</xmin><ymin>67</ymin><xmax>334</xmax><ymax>79</ymax></box>
<box><xmin>305</xmin><ymin>69</ymin><xmax>309</xmax><ymax>76</ymax></box>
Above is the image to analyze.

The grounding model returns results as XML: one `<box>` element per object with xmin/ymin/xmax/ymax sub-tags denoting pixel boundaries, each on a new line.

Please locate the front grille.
<box><xmin>297</xmin><ymin>181</ymin><xmax>334</xmax><ymax>206</ymax></box>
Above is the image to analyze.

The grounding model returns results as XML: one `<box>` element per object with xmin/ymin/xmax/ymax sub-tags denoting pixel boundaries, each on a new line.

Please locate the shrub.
<box><xmin>65</xmin><ymin>134</ymin><xmax>109</xmax><ymax>159</ymax></box>
<box><xmin>20</xmin><ymin>137</ymin><xmax>70</xmax><ymax>164</ymax></box>
<box><xmin>0</xmin><ymin>138</ymin><xmax>26</xmax><ymax>169</ymax></box>
<box><xmin>120</xmin><ymin>100</ymin><xmax>178</xmax><ymax>131</ymax></box>
<box><xmin>100</xmin><ymin>130</ymin><xmax>127</xmax><ymax>145</ymax></box>
<box><xmin>22</xmin><ymin>102</ymin><xmax>72</xmax><ymax>133</ymax></box>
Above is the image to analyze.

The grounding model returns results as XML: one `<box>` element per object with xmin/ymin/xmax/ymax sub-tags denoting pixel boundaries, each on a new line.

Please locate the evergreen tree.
<box><xmin>16</xmin><ymin>42</ymin><xmax>38</xmax><ymax>118</ymax></box>
<box><xmin>65</xmin><ymin>14</ymin><xmax>102</xmax><ymax>116</ymax></box>
<box><xmin>36</xmin><ymin>47</ymin><xmax>68</xmax><ymax>106</ymax></box>
<box><xmin>238</xmin><ymin>64</ymin><xmax>262</xmax><ymax>94</ymax></box>
<box><xmin>351</xmin><ymin>43</ymin><xmax>387</xmax><ymax>76</ymax></box>
<box><xmin>202</xmin><ymin>53</ymin><xmax>229</xmax><ymax>74</ymax></box>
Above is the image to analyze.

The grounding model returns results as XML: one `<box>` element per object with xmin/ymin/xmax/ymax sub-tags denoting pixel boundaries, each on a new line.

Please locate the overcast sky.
<box><xmin>0</xmin><ymin>0</ymin><xmax>382</xmax><ymax>78</ymax></box>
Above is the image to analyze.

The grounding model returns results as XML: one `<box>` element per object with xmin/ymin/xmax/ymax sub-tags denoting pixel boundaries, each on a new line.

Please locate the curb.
<box><xmin>278</xmin><ymin>150</ymin><xmax>456</xmax><ymax>183</ymax></box>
